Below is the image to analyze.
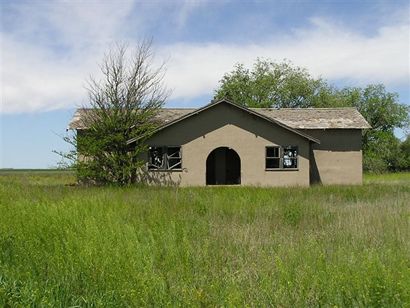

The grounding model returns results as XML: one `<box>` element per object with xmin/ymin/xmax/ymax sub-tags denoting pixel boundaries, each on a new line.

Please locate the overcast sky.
<box><xmin>1</xmin><ymin>0</ymin><xmax>409</xmax><ymax>168</ymax></box>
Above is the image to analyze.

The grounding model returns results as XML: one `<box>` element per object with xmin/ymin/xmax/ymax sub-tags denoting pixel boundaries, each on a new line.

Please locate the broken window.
<box><xmin>148</xmin><ymin>146</ymin><xmax>182</xmax><ymax>170</ymax></box>
<box><xmin>266</xmin><ymin>146</ymin><xmax>298</xmax><ymax>170</ymax></box>
<box><xmin>283</xmin><ymin>146</ymin><xmax>298</xmax><ymax>169</ymax></box>
<box><xmin>266</xmin><ymin>146</ymin><xmax>280</xmax><ymax>169</ymax></box>
<box><xmin>166</xmin><ymin>146</ymin><xmax>182</xmax><ymax>170</ymax></box>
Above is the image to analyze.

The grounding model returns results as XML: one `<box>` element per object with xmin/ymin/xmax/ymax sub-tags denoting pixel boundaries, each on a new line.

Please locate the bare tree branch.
<box><xmin>62</xmin><ymin>40</ymin><xmax>170</xmax><ymax>185</ymax></box>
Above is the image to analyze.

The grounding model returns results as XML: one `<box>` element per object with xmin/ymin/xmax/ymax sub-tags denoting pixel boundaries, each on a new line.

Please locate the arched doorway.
<box><xmin>206</xmin><ymin>147</ymin><xmax>241</xmax><ymax>185</ymax></box>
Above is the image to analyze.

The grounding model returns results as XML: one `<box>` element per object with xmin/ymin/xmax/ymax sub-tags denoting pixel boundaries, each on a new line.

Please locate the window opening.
<box><xmin>265</xmin><ymin>146</ymin><xmax>298</xmax><ymax>170</ymax></box>
<box><xmin>266</xmin><ymin>146</ymin><xmax>280</xmax><ymax>169</ymax></box>
<box><xmin>283</xmin><ymin>146</ymin><xmax>298</xmax><ymax>169</ymax></box>
<box><xmin>149</xmin><ymin>146</ymin><xmax>182</xmax><ymax>170</ymax></box>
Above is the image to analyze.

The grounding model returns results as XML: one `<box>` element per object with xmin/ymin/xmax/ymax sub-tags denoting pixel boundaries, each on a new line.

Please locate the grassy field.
<box><xmin>0</xmin><ymin>171</ymin><xmax>409</xmax><ymax>307</ymax></box>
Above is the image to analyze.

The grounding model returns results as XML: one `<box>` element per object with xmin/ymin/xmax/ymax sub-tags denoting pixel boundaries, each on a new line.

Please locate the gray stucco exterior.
<box><xmin>143</xmin><ymin>102</ymin><xmax>312</xmax><ymax>186</ymax></box>
<box><xmin>70</xmin><ymin>99</ymin><xmax>370</xmax><ymax>186</ymax></box>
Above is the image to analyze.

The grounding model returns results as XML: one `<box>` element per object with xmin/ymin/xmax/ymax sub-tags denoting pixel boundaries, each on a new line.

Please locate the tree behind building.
<box><xmin>214</xmin><ymin>59</ymin><xmax>409</xmax><ymax>172</ymax></box>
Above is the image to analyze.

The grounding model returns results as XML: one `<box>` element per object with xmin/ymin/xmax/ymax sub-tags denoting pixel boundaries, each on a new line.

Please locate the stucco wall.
<box><xmin>143</xmin><ymin>102</ymin><xmax>311</xmax><ymax>187</ymax></box>
<box><xmin>302</xmin><ymin>129</ymin><xmax>363</xmax><ymax>185</ymax></box>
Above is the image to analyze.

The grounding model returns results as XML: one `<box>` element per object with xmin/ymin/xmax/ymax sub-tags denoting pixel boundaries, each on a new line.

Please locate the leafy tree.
<box><xmin>362</xmin><ymin>130</ymin><xmax>403</xmax><ymax>173</ymax></box>
<box><xmin>214</xmin><ymin>59</ymin><xmax>409</xmax><ymax>172</ymax></box>
<box><xmin>59</xmin><ymin>41</ymin><xmax>169</xmax><ymax>185</ymax></box>
<box><xmin>398</xmin><ymin>135</ymin><xmax>410</xmax><ymax>171</ymax></box>
<box><xmin>214</xmin><ymin>58</ymin><xmax>342</xmax><ymax>108</ymax></box>
<box><xmin>339</xmin><ymin>85</ymin><xmax>409</xmax><ymax>132</ymax></box>
<box><xmin>335</xmin><ymin>85</ymin><xmax>409</xmax><ymax>172</ymax></box>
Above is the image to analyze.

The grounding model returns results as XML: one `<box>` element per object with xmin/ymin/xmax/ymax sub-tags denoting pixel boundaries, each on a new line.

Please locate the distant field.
<box><xmin>0</xmin><ymin>171</ymin><xmax>409</xmax><ymax>306</ymax></box>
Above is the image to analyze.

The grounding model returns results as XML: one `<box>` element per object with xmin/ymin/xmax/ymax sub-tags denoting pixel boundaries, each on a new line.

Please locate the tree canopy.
<box><xmin>214</xmin><ymin>58</ymin><xmax>410</xmax><ymax>172</ymax></box>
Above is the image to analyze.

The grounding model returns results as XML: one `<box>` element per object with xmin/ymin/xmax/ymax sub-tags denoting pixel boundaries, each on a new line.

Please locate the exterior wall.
<box><xmin>143</xmin><ymin>103</ymin><xmax>311</xmax><ymax>187</ymax></box>
<box><xmin>302</xmin><ymin>129</ymin><xmax>363</xmax><ymax>185</ymax></box>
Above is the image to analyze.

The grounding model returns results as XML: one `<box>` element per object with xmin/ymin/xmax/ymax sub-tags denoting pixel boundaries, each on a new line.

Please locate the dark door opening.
<box><xmin>206</xmin><ymin>147</ymin><xmax>241</xmax><ymax>185</ymax></box>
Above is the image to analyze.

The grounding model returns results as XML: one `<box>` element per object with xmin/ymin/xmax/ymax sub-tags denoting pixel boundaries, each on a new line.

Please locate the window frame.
<box><xmin>148</xmin><ymin>145</ymin><xmax>183</xmax><ymax>172</ymax></box>
<box><xmin>265</xmin><ymin>146</ymin><xmax>281</xmax><ymax>170</ymax></box>
<box><xmin>265</xmin><ymin>145</ymin><xmax>299</xmax><ymax>171</ymax></box>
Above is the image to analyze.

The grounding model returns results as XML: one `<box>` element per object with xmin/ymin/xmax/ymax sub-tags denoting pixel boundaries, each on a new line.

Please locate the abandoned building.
<box><xmin>69</xmin><ymin>99</ymin><xmax>371</xmax><ymax>186</ymax></box>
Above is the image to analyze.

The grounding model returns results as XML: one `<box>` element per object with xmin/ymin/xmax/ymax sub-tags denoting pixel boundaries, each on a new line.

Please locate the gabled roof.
<box><xmin>69</xmin><ymin>102</ymin><xmax>370</xmax><ymax>131</ymax></box>
<box><xmin>143</xmin><ymin>106</ymin><xmax>371</xmax><ymax>130</ymax></box>
<box><xmin>69</xmin><ymin>100</ymin><xmax>372</xmax><ymax>144</ymax></box>
<box><xmin>126</xmin><ymin>99</ymin><xmax>320</xmax><ymax>144</ymax></box>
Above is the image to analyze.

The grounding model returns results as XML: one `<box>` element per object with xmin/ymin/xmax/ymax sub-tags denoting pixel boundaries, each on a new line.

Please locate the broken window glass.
<box><xmin>167</xmin><ymin>146</ymin><xmax>182</xmax><ymax>170</ymax></box>
<box><xmin>266</xmin><ymin>145</ymin><xmax>298</xmax><ymax>170</ymax></box>
<box><xmin>283</xmin><ymin>146</ymin><xmax>298</xmax><ymax>169</ymax></box>
<box><xmin>148</xmin><ymin>146</ymin><xmax>182</xmax><ymax>170</ymax></box>
<box><xmin>148</xmin><ymin>147</ymin><xmax>164</xmax><ymax>170</ymax></box>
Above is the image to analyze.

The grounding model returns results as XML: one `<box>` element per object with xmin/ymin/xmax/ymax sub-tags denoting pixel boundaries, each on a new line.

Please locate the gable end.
<box><xmin>127</xmin><ymin>99</ymin><xmax>320</xmax><ymax>145</ymax></box>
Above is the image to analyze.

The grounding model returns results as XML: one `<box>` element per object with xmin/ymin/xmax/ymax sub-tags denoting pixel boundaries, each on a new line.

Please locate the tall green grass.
<box><xmin>0</xmin><ymin>172</ymin><xmax>409</xmax><ymax>306</ymax></box>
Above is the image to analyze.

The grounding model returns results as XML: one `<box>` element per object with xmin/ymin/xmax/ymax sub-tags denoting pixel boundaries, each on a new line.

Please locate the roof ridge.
<box><xmin>76</xmin><ymin>107</ymin><xmax>358</xmax><ymax>111</ymax></box>
<box><xmin>162</xmin><ymin>107</ymin><xmax>358</xmax><ymax>110</ymax></box>
<box><xmin>76</xmin><ymin>107</ymin><xmax>197</xmax><ymax>111</ymax></box>
<box><xmin>70</xmin><ymin>102</ymin><xmax>370</xmax><ymax>131</ymax></box>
